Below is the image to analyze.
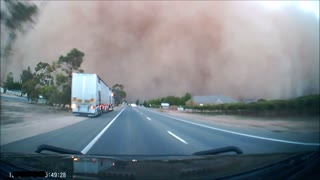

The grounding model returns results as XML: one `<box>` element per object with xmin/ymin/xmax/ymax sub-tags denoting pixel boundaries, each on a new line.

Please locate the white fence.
<box><xmin>5</xmin><ymin>89</ymin><xmax>23</xmax><ymax>96</ymax></box>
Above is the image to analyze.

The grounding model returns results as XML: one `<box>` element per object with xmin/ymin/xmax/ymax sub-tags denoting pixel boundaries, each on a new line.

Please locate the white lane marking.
<box><xmin>167</xmin><ymin>131</ymin><xmax>188</xmax><ymax>144</ymax></box>
<box><xmin>147</xmin><ymin>109</ymin><xmax>320</xmax><ymax>146</ymax></box>
<box><xmin>147</xmin><ymin>117</ymin><xmax>151</xmax><ymax>121</ymax></box>
<box><xmin>81</xmin><ymin>107</ymin><xmax>126</xmax><ymax>154</ymax></box>
<box><xmin>134</xmin><ymin>109</ymin><xmax>143</xmax><ymax>115</ymax></box>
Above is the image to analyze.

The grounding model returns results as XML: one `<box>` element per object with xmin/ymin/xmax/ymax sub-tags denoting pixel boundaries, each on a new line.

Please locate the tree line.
<box><xmin>145</xmin><ymin>93</ymin><xmax>192</xmax><ymax>107</ymax></box>
<box><xmin>3</xmin><ymin>48</ymin><xmax>127</xmax><ymax>106</ymax></box>
<box><xmin>3</xmin><ymin>48</ymin><xmax>85</xmax><ymax>105</ymax></box>
<box><xmin>185</xmin><ymin>94</ymin><xmax>319</xmax><ymax>116</ymax></box>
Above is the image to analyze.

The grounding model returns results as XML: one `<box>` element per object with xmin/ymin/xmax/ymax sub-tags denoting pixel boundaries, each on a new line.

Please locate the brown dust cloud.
<box><xmin>1</xmin><ymin>1</ymin><xmax>319</xmax><ymax>101</ymax></box>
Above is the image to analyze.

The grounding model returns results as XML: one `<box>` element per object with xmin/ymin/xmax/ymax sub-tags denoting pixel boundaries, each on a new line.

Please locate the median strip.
<box><xmin>81</xmin><ymin>107</ymin><xmax>126</xmax><ymax>154</ymax></box>
<box><xmin>167</xmin><ymin>131</ymin><xmax>188</xmax><ymax>144</ymax></box>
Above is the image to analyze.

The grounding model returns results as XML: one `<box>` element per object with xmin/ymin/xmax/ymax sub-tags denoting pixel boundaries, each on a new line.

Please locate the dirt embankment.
<box><xmin>1</xmin><ymin>101</ymin><xmax>69</xmax><ymax>125</ymax></box>
<box><xmin>1</xmin><ymin>99</ymin><xmax>87</xmax><ymax>145</ymax></box>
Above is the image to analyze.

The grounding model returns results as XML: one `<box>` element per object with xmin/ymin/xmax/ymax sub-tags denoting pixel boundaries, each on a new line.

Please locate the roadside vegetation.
<box><xmin>112</xmin><ymin>84</ymin><xmax>127</xmax><ymax>106</ymax></box>
<box><xmin>3</xmin><ymin>48</ymin><xmax>85</xmax><ymax>105</ymax></box>
<box><xmin>145</xmin><ymin>94</ymin><xmax>319</xmax><ymax>116</ymax></box>
<box><xmin>3</xmin><ymin>49</ymin><xmax>126</xmax><ymax>106</ymax></box>
<box><xmin>146</xmin><ymin>93</ymin><xmax>192</xmax><ymax>107</ymax></box>
<box><xmin>185</xmin><ymin>95</ymin><xmax>319</xmax><ymax>116</ymax></box>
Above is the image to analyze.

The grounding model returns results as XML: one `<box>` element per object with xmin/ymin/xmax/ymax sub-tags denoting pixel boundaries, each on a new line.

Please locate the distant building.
<box><xmin>6</xmin><ymin>89</ymin><xmax>22</xmax><ymax>96</ymax></box>
<box><xmin>240</xmin><ymin>99</ymin><xmax>257</xmax><ymax>103</ymax></box>
<box><xmin>160</xmin><ymin>103</ymin><xmax>170</xmax><ymax>109</ymax></box>
<box><xmin>187</xmin><ymin>95</ymin><xmax>238</xmax><ymax>106</ymax></box>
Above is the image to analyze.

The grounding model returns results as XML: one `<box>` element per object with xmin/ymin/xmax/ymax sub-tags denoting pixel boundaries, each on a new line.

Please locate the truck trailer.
<box><xmin>71</xmin><ymin>73</ymin><xmax>114</xmax><ymax>117</ymax></box>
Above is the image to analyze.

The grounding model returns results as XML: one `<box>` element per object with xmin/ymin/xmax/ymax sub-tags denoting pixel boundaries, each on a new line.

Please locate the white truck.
<box><xmin>71</xmin><ymin>73</ymin><xmax>114</xmax><ymax>117</ymax></box>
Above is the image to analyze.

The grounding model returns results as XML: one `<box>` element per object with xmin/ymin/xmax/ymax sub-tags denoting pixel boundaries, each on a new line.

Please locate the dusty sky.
<box><xmin>1</xmin><ymin>1</ymin><xmax>319</xmax><ymax>101</ymax></box>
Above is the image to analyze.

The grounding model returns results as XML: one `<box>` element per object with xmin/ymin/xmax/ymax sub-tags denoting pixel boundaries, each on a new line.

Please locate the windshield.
<box><xmin>0</xmin><ymin>0</ymin><xmax>319</xmax><ymax>179</ymax></box>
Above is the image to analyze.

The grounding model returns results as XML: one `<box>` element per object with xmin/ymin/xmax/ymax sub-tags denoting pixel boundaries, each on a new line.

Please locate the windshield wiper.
<box><xmin>35</xmin><ymin>144</ymin><xmax>83</xmax><ymax>155</ymax></box>
<box><xmin>35</xmin><ymin>144</ymin><xmax>242</xmax><ymax>156</ymax></box>
<box><xmin>192</xmin><ymin>146</ymin><xmax>243</xmax><ymax>156</ymax></box>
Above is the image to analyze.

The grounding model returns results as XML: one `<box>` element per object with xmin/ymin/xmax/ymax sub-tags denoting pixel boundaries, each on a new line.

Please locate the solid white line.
<box><xmin>81</xmin><ymin>107</ymin><xmax>126</xmax><ymax>154</ymax></box>
<box><xmin>147</xmin><ymin>117</ymin><xmax>151</xmax><ymax>121</ymax></box>
<box><xmin>147</xmin><ymin>109</ymin><xmax>320</xmax><ymax>146</ymax></box>
<box><xmin>167</xmin><ymin>131</ymin><xmax>188</xmax><ymax>144</ymax></box>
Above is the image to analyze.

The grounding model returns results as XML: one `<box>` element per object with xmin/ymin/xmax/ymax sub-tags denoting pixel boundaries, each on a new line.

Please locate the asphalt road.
<box><xmin>1</xmin><ymin>105</ymin><xmax>319</xmax><ymax>155</ymax></box>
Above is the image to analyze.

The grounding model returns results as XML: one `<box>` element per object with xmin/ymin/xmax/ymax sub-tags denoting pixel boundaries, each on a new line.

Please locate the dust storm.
<box><xmin>1</xmin><ymin>1</ymin><xmax>319</xmax><ymax>101</ymax></box>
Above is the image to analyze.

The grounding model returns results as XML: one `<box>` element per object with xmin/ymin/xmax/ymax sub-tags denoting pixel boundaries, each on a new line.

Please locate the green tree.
<box><xmin>147</xmin><ymin>98</ymin><xmax>161</xmax><ymax>106</ymax></box>
<box><xmin>1</xmin><ymin>0</ymin><xmax>38</xmax><ymax>58</ymax></box>
<box><xmin>40</xmin><ymin>86</ymin><xmax>61</xmax><ymax>105</ymax></box>
<box><xmin>22</xmin><ymin>79</ymin><xmax>40</xmax><ymax>102</ymax></box>
<box><xmin>34</xmin><ymin>62</ymin><xmax>53</xmax><ymax>86</ymax></box>
<box><xmin>4</xmin><ymin>72</ymin><xmax>21</xmax><ymax>90</ymax></box>
<box><xmin>12</xmin><ymin>82</ymin><xmax>21</xmax><ymax>90</ymax></box>
<box><xmin>57</xmin><ymin>48</ymin><xmax>85</xmax><ymax>79</ymax></box>
<box><xmin>146</xmin><ymin>92</ymin><xmax>192</xmax><ymax>107</ymax></box>
<box><xmin>135</xmin><ymin>99</ymin><xmax>140</xmax><ymax>105</ymax></box>
<box><xmin>20</xmin><ymin>66</ymin><xmax>34</xmax><ymax>84</ymax></box>
<box><xmin>162</xmin><ymin>96</ymin><xmax>181</xmax><ymax>105</ymax></box>
<box><xmin>60</xmin><ymin>84</ymin><xmax>72</xmax><ymax>105</ymax></box>
<box><xmin>55</xmin><ymin>73</ymin><xmax>68</xmax><ymax>86</ymax></box>
<box><xmin>143</xmin><ymin>100</ymin><xmax>147</xmax><ymax>107</ymax></box>
<box><xmin>181</xmin><ymin>92</ymin><xmax>192</xmax><ymax>105</ymax></box>
<box><xmin>53</xmin><ymin>48</ymin><xmax>85</xmax><ymax>106</ymax></box>
<box><xmin>10</xmin><ymin>49</ymin><xmax>85</xmax><ymax>106</ymax></box>
<box><xmin>113</xmin><ymin>84</ymin><xmax>124</xmax><ymax>90</ymax></box>
<box><xmin>112</xmin><ymin>84</ymin><xmax>127</xmax><ymax>106</ymax></box>
<box><xmin>4</xmin><ymin>72</ymin><xmax>14</xmax><ymax>90</ymax></box>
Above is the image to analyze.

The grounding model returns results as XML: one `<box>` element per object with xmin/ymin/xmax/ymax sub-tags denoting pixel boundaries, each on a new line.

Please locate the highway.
<box><xmin>1</xmin><ymin>105</ymin><xmax>319</xmax><ymax>155</ymax></box>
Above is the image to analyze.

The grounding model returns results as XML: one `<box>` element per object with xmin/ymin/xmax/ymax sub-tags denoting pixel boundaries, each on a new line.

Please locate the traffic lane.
<box><xmin>139</xmin><ymin>107</ymin><xmax>319</xmax><ymax>144</ymax></box>
<box><xmin>0</xmin><ymin>109</ymin><xmax>122</xmax><ymax>153</ymax></box>
<box><xmin>87</xmin><ymin>106</ymin><xmax>190</xmax><ymax>155</ymax></box>
<box><xmin>136</xmin><ymin>107</ymin><xmax>319</xmax><ymax>154</ymax></box>
<box><xmin>140</xmin><ymin>107</ymin><xmax>319</xmax><ymax>153</ymax></box>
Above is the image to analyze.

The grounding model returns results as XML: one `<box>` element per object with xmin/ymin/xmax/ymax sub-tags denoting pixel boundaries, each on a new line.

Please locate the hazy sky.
<box><xmin>1</xmin><ymin>1</ymin><xmax>319</xmax><ymax>101</ymax></box>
